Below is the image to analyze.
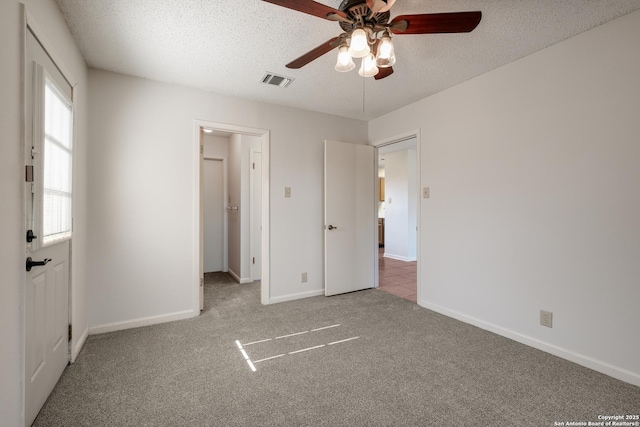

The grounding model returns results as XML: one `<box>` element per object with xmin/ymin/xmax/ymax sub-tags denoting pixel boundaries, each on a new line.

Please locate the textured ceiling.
<box><xmin>55</xmin><ymin>0</ymin><xmax>640</xmax><ymax>121</ymax></box>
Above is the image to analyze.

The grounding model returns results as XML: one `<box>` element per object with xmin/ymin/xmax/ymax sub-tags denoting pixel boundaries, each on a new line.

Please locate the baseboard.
<box><xmin>420</xmin><ymin>299</ymin><xmax>640</xmax><ymax>387</ymax></box>
<box><xmin>71</xmin><ymin>326</ymin><xmax>89</xmax><ymax>363</ymax></box>
<box><xmin>268</xmin><ymin>288</ymin><xmax>324</xmax><ymax>304</ymax></box>
<box><xmin>228</xmin><ymin>269</ymin><xmax>253</xmax><ymax>284</ymax></box>
<box><xmin>383</xmin><ymin>253</ymin><xmax>416</xmax><ymax>262</ymax></box>
<box><xmin>89</xmin><ymin>309</ymin><xmax>196</xmax><ymax>335</ymax></box>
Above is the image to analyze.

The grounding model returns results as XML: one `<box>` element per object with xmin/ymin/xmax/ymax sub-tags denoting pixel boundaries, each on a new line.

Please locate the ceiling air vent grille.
<box><xmin>262</xmin><ymin>72</ymin><xmax>294</xmax><ymax>88</ymax></box>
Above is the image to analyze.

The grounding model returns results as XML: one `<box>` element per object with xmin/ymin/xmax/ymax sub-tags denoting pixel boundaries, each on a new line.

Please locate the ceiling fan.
<box><xmin>263</xmin><ymin>0</ymin><xmax>482</xmax><ymax>80</ymax></box>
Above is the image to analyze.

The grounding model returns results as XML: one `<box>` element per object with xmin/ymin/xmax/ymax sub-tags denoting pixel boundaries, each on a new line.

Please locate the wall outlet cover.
<box><xmin>540</xmin><ymin>310</ymin><xmax>553</xmax><ymax>328</ymax></box>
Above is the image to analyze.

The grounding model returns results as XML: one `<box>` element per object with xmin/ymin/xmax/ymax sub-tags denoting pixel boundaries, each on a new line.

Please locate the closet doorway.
<box><xmin>195</xmin><ymin>121</ymin><xmax>270</xmax><ymax>311</ymax></box>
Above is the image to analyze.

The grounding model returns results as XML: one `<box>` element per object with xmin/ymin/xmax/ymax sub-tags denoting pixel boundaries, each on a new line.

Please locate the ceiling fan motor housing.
<box><xmin>338</xmin><ymin>0</ymin><xmax>391</xmax><ymax>32</ymax></box>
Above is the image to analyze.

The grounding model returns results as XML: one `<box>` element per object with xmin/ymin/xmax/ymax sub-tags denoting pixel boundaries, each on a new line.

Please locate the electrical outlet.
<box><xmin>301</xmin><ymin>272</ymin><xmax>307</xmax><ymax>283</ymax></box>
<box><xmin>540</xmin><ymin>310</ymin><xmax>553</xmax><ymax>328</ymax></box>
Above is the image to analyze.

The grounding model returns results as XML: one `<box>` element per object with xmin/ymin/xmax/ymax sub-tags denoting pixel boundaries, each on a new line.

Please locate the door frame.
<box><xmin>371</xmin><ymin>129</ymin><xmax>422</xmax><ymax>304</ymax></box>
<box><xmin>193</xmin><ymin>120</ymin><xmax>270</xmax><ymax>308</ymax></box>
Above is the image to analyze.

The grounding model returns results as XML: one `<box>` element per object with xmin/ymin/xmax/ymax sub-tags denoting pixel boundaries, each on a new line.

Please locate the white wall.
<box><xmin>203</xmin><ymin>134</ymin><xmax>229</xmax><ymax>159</ymax></box>
<box><xmin>0</xmin><ymin>0</ymin><xmax>88</xmax><ymax>423</ymax></box>
<box><xmin>87</xmin><ymin>69</ymin><xmax>368</xmax><ymax>330</ymax></box>
<box><xmin>383</xmin><ymin>149</ymin><xmax>417</xmax><ymax>261</ymax></box>
<box><xmin>369</xmin><ymin>10</ymin><xmax>640</xmax><ymax>385</ymax></box>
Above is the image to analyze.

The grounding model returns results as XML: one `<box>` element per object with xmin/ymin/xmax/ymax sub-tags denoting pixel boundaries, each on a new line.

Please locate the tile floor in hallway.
<box><xmin>377</xmin><ymin>249</ymin><xmax>417</xmax><ymax>303</ymax></box>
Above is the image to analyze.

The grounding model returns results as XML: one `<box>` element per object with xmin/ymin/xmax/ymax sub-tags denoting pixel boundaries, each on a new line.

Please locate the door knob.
<box><xmin>327</xmin><ymin>225</ymin><xmax>338</xmax><ymax>230</ymax></box>
<box><xmin>26</xmin><ymin>257</ymin><xmax>51</xmax><ymax>272</ymax></box>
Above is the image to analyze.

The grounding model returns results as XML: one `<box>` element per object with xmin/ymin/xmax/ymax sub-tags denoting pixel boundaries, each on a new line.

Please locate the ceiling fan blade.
<box><xmin>286</xmin><ymin>37</ymin><xmax>340</xmax><ymax>69</ymax></box>
<box><xmin>262</xmin><ymin>0</ymin><xmax>347</xmax><ymax>21</ymax></box>
<box><xmin>390</xmin><ymin>11</ymin><xmax>482</xmax><ymax>35</ymax></box>
<box><xmin>374</xmin><ymin>66</ymin><xmax>393</xmax><ymax>80</ymax></box>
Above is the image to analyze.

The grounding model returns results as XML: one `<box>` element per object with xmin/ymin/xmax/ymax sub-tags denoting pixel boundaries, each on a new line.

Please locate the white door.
<box><xmin>250</xmin><ymin>151</ymin><xmax>262</xmax><ymax>280</ymax></box>
<box><xmin>25</xmin><ymin>28</ymin><xmax>72</xmax><ymax>426</ymax></box>
<box><xmin>203</xmin><ymin>159</ymin><xmax>224</xmax><ymax>272</ymax></box>
<box><xmin>324</xmin><ymin>140</ymin><xmax>376</xmax><ymax>296</ymax></box>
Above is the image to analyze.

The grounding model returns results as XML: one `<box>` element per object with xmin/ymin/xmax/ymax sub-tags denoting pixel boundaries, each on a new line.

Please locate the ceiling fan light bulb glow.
<box><xmin>358</xmin><ymin>53</ymin><xmax>379</xmax><ymax>78</ymax></box>
<box><xmin>375</xmin><ymin>34</ymin><xmax>396</xmax><ymax>68</ymax></box>
<box><xmin>348</xmin><ymin>28</ymin><xmax>370</xmax><ymax>58</ymax></box>
<box><xmin>335</xmin><ymin>46</ymin><xmax>355</xmax><ymax>72</ymax></box>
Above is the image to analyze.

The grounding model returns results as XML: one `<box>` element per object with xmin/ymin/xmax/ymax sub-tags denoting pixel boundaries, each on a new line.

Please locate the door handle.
<box><xmin>327</xmin><ymin>225</ymin><xmax>338</xmax><ymax>230</ymax></box>
<box><xmin>26</xmin><ymin>257</ymin><xmax>51</xmax><ymax>272</ymax></box>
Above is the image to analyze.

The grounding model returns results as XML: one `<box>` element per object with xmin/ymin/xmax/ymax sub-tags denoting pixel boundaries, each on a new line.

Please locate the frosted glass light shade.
<box><xmin>358</xmin><ymin>53</ymin><xmax>379</xmax><ymax>78</ymax></box>
<box><xmin>375</xmin><ymin>34</ymin><xmax>396</xmax><ymax>68</ymax></box>
<box><xmin>348</xmin><ymin>28</ymin><xmax>370</xmax><ymax>58</ymax></box>
<box><xmin>335</xmin><ymin>46</ymin><xmax>355</xmax><ymax>72</ymax></box>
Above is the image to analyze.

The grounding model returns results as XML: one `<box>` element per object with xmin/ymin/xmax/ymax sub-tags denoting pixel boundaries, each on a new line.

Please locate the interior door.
<box><xmin>324</xmin><ymin>140</ymin><xmax>376</xmax><ymax>296</ymax></box>
<box><xmin>25</xmin><ymin>27</ymin><xmax>72</xmax><ymax>426</ymax></box>
<box><xmin>203</xmin><ymin>159</ymin><xmax>224</xmax><ymax>273</ymax></box>
<box><xmin>250</xmin><ymin>151</ymin><xmax>262</xmax><ymax>280</ymax></box>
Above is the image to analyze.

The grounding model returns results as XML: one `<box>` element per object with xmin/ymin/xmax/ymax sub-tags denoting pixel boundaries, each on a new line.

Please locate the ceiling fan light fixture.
<box><xmin>375</xmin><ymin>31</ymin><xmax>396</xmax><ymax>68</ymax></box>
<box><xmin>358</xmin><ymin>53</ymin><xmax>379</xmax><ymax>78</ymax></box>
<box><xmin>348</xmin><ymin>28</ymin><xmax>370</xmax><ymax>58</ymax></box>
<box><xmin>335</xmin><ymin>45</ymin><xmax>356</xmax><ymax>72</ymax></box>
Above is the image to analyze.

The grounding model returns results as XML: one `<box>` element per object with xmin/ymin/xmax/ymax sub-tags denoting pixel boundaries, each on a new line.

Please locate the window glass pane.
<box><xmin>43</xmin><ymin>192</ymin><xmax>72</xmax><ymax>239</ymax></box>
<box><xmin>45</xmin><ymin>81</ymin><xmax>72</xmax><ymax>149</ymax></box>
<box><xmin>43</xmin><ymin>77</ymin><xmax>72</xmax><ymax>244</ymax></box>
<box><xmin>44</xmin><ymin>138</ymin><xmax>72</xmax><ymax>192</ymax></box>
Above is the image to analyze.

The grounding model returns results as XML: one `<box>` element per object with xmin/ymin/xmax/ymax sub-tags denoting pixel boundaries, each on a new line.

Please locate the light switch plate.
<box><xmin>285</xmin><ymin>187</ymin><xmax>291</xmax><ymax>198</ymax></box>
<box><xmin>423</xmin><ymin>187</ymin><xmax>430</xmax><ymax>199</ymax></box>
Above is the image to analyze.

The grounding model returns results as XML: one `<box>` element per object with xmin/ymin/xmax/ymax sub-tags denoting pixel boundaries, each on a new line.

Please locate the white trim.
<box><xmin>193</xmin><ymin>120</ymin><xmax>271</xmax><ymax>311</ymax></box>
<box><xmin>383</xmin><ymin>253</ymin><xmax>416</xmax><ymax>262</ymax></box>
<box><xmin>228</xmin><ymin>268</ymin><xmax>253</xmax><ymax>284</ymax></box>
<box><xmin>24</xmin><ymin>10</ymin><xmax>77</xmax><ymax>89</ymax></box>
<box><xmin>268</xmin><ymin>289</ymin><xmax>325</xmax><ymax>305</ymax></box>
<box><xmin>371</xmin><ymin>130</ymin><xmax>420</xmax><ymax>149</ymax></box>
<box><xmin>421</xmin><ymin>300</ymin><xmax>640</xmax><ymax>387</ymax></box>
<box><xmin>70</xmin><ymin>326</ymin><xmax>89</xmax><ymax>363</ymax></box>
<box><xmin>89</xmin><ymin>310</ymin><xmax>195</xmax><ymax>335</ymax></box>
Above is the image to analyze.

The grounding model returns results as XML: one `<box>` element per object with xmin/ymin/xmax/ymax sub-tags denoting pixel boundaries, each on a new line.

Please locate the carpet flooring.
<box><xmin>33</xmin><ymin>273</ymin><xmax>640</xmax><ymax>426</ymax></box>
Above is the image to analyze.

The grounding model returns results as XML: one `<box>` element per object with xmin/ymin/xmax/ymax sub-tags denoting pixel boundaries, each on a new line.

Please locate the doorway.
<box><xmin>374</xmin><ymin>135</ymin><xmax>420</xmax><ymax>303</ymax></box>
<box><xmin>194</xmin><ymin>121</ymin><xmax>270</xmax><ymax>311</ymax></box>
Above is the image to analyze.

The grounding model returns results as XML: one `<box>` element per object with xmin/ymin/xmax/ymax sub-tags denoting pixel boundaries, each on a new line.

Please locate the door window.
<box><xmin>42</xmin><ymin>79</ymin><xmax>73</xmax><ymax>244</ymax></box>
<box><xmin>28</xmin><ymin>59</ymin><xmax>73</xmax><ymax>249</ymax></box>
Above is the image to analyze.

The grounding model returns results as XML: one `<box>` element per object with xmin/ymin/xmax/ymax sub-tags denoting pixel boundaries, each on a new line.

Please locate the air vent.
<box><xmin>262</xmin><ymin>72</ymin><xmax>294</xmax><ymax>88</ymax></box>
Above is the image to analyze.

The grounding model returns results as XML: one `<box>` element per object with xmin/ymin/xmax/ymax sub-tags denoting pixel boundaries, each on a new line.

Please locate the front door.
<box><xmin>24</xmin><ymin>27</ymin><xmax>73</xmax><ymax>426</ymax></box>
<box><xmin>324</xmin><ymin>140</ymin><xmax>376</xmax><ymax>296</ymax></box>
